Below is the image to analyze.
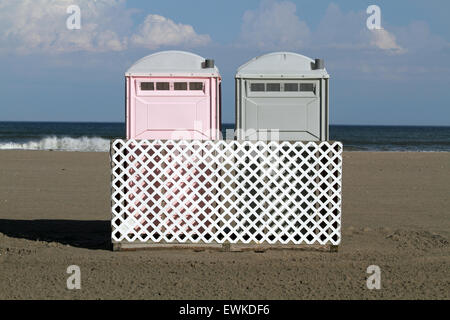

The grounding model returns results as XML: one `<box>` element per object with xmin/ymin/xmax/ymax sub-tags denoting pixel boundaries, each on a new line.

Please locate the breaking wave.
<box><xmin>0</xmin><ymin>136</ymin><xmax>110</xmax><ymax>152</ymax></box>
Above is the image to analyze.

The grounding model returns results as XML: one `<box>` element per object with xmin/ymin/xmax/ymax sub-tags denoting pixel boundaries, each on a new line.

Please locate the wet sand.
<box><xmin>0</xmin><ymin>150</ymin><xmax>449</xmax><ymax>299</ymax></box>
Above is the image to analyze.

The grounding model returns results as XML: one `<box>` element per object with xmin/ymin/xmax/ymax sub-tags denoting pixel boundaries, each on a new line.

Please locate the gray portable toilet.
<box><xmin>235</xmin><ymin>52</ymin><xmax>329</xmax><ymax>141</ymax></box>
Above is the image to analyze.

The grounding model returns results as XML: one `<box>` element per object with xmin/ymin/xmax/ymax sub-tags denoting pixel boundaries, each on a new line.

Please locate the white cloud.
<box><xmin>315</xmin><ymin>3</ymin><xmax>405</xmax><ymax>54</ymax></box>
<box><xmin>238</xmin><ymin>2</ymin><xmax>406</xmax><ymax>54</ymax></box>
<box><xmin>239</xmin><ymin>0</ymin><xmax>310</xmax><ymax>49</ymax></box>
<box><xmin>0</xmin><ymin>0</ymin><xmax>211</xmax><ymax>54</ymax></box>
<box><xmin>130</xmin><ymin>14</ymin><xmax>210</xmax><ymax>49</ymax></box>
<box><xmin>369</xmin><ymin>28</ymin><xmax>406</xmax><ymax>54</ymax></box>
<box><xmin>0</xmin><ymin>0</ymin><xmax>131</xmax><ymax>54</ymax></box>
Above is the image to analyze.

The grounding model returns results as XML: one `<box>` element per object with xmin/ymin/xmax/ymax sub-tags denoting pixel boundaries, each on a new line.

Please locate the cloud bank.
<box><xmin>130</xmin><ymin>14</ymin><xmax>210</xmax><ymax>50</ymax></box>
<box><xmin>0</xmin><ymin>0</ymin><xmax>210</xmax><ymax>54</ymax></box>
<box><xmin>239</xmin><ymin>1</ymin><xmax>406</xmax><ymax>54</ymax></box>
<box><xmin>239</xmin><ymin>0</ymin><xmax>310</xmax><ymax>49</ymax></box>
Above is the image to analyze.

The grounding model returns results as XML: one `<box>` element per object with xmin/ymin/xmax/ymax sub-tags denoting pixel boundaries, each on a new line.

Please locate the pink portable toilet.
<box><xmin>123</xmin><ymin>51</ymin><xmax>221</xmax><ymax>240</ymax></box>
<box><xmin>125</xmin><ymin>51</ymin><xmax>221</xmax><ymax>140</ymax></box>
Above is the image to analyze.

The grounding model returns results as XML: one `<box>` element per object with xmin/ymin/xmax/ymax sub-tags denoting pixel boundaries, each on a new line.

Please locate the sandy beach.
<box><xmin>0</xmin><ymin>150</ymin><xmax>448</xmax><ymax>299</ymax></box>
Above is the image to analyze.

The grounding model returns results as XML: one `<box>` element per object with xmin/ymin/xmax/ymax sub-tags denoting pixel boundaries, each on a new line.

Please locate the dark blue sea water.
<box><xmin>0</xmin><ymin>121</ymin><xmax>449</xmax><ymax>152</ymax></box>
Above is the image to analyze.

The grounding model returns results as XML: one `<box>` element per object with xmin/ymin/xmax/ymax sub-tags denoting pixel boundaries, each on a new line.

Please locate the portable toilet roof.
<box><xmin>125</xmin><ymin>50</ymin><xmax>220</xmax><ymax>77</ymax></box>
<box><xmin>235</xmin><ymin>52</ymin><xmax>329</xmax><ymax>79</ymax></box>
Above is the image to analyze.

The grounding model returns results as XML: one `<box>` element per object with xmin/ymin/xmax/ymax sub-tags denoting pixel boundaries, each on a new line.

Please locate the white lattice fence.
<box><xmin>111</xmin><ymin>140</ymin><xmax>342</xmax><ymax>246</ymax></box>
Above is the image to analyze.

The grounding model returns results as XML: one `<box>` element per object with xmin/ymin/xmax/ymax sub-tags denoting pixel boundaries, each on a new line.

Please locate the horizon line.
<box><xmin>0</xmin><ymin>120</ymin><xmax>449</xmax><ymax>128</ymax></box>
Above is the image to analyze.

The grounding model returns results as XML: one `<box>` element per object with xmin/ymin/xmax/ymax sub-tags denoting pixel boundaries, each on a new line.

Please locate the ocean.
<box><xmin>0</xmin><ymin>121</ymin><xmax>449</xmax><ymax>152</ymax></box>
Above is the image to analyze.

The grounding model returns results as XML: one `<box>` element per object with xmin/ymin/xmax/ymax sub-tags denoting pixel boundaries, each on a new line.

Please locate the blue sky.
<box><xmin>0</xmin><ymin>0</ymin><xmax>449</xmax><ymax>125</ymax></box>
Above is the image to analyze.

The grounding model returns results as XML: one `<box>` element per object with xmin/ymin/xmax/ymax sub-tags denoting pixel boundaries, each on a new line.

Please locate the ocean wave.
<box><xmin>0</xmin><ymin>136</ymin><xmax>110</xmax><ymax>152</ymax></box>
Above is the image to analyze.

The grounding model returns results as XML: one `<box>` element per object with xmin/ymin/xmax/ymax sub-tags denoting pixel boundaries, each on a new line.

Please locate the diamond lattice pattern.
<box><xmin>111</xmin><ymin>140</ymin><xmax>342</xmax><ymax>245</ymax></box>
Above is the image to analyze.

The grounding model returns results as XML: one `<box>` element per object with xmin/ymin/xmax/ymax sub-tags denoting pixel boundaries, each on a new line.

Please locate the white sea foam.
<box><xmin>0</xmin><ymin>136</ymin><xmax>110</xmax><ymax>152</ymax></box>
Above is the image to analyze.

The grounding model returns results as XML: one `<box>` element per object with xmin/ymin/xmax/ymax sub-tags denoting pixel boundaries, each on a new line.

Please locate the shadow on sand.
<box><xmin>0</xmin><ymin>219</ymin><xmax>111</xmax><ymax>250</ymax></box>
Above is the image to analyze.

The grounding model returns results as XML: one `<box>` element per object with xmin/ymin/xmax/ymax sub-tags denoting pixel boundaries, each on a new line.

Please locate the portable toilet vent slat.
<box><xmin>235</xmin><ymin>52</ymin><xmax>329</xmax><ymax>141</ymax></box>
<box><xmin>126</xmin><ymin>51</ymin><xmax>221</xmax><ymax>140</ymax></box>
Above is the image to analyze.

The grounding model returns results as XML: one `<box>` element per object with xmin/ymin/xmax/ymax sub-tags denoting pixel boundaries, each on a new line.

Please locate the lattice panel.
<box><xmin>111</xmin><ymin>140</ymin><xmax>342</xmax><ymax>245</ymax></box>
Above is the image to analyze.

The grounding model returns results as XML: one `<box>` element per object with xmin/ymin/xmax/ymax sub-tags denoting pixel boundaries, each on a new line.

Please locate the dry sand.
<box><xmin>0</xmin><ymin>150</ymin><xmax>449</xmax><ymax>299</ymax></box>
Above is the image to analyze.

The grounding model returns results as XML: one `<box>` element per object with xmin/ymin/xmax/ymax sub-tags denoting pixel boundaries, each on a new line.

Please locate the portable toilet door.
<box><xmin>125</xmin><ymin>51</ymin><xmax>221</xmax><ymax>140</ymax></box>
<box><xmin>235</xmin><ymin>52</ymin><xmax>329</xmax><ymax>141</ymax></box>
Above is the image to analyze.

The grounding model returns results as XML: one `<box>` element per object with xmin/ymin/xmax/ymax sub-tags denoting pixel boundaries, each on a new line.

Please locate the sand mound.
<box><xmin>386</xmin><ymin>229</ymin><xmax>449</xmax><ymax>250</ymax></box>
